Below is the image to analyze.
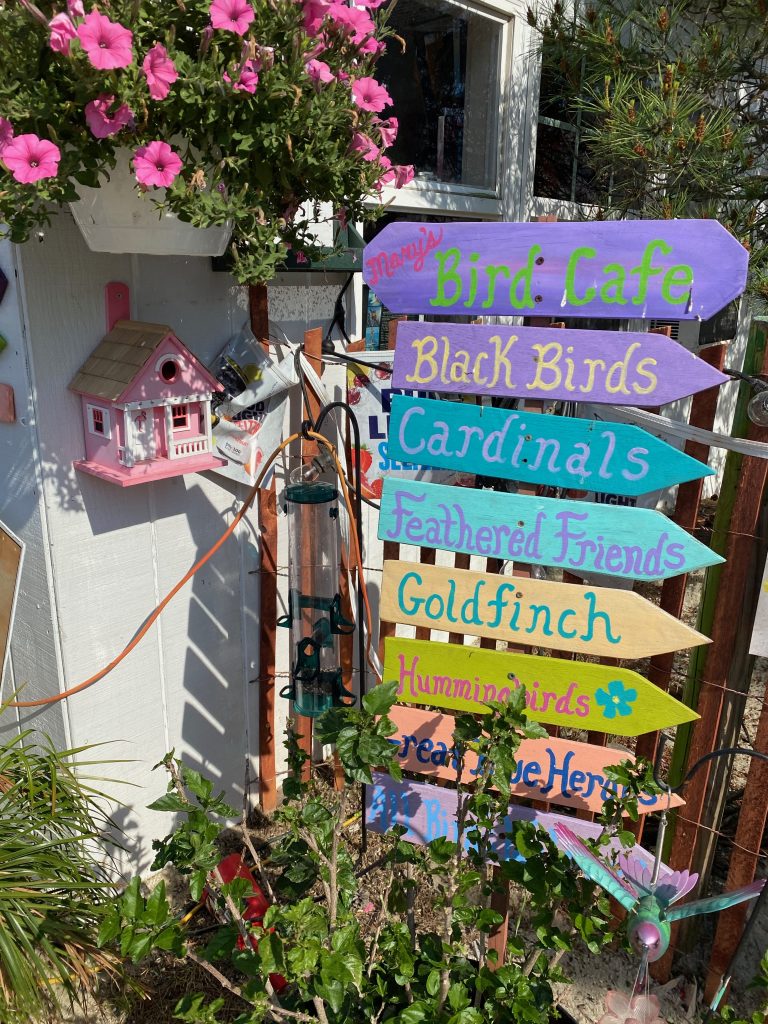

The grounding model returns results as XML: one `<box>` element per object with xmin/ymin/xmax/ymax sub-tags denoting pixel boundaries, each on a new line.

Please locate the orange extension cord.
<box><xmin>9</xmin><ymin>430</ymin><xmax>378</xmax><ymax>709</ymax></box>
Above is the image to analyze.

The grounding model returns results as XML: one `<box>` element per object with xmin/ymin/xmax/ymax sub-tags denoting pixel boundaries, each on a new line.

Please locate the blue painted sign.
<box><xmin>378</xmin><ymin>479</ymin><xmax>722</xmax><ymax>581</ymax></box>
<box><xmin>387</xmin><ymin>395</ymin><xmax>713</xmax><ymax>496</ymax></box>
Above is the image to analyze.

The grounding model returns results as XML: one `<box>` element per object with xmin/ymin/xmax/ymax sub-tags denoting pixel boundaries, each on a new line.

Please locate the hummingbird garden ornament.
<box><xmin>553</xmin><ymin>821</ymin><xmax>764</xmax><ymax>964</ymax></box>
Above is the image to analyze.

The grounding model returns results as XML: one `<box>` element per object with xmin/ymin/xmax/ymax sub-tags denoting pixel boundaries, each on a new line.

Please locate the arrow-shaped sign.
<box><xmin>388</xmin><ymin>395</ymin><xmax>713</xmax><ymax>496</ymax></box>
<box><xmin>379</xmin><ymin>479</ymin><xmax>722</xmax><ymax>581</ymax></box>
<box><xmin>363</xmin><ymin>219</ymin><xmax>748</xmax><ymax>320</ymax></box>
<box><xmin>391</xmin><ymin>321</ymin><xmax>730</xmax><ymax>406</ymax></box>
<box><xmin>380</xmin><ymin>561</ymin><xmax>710</xmax><ymax>660</ymax></box>
<box><xmin>386</xmin><ymin>704</ymin><xmax>685</xmax><ymax>813</ymax></box>
<box><xmin>367</xmin><ymin>772</ymin><xmax>669</xmax><ymax>866</ymax></box>
<box><xmin>385</xmin><ymin>636</ymin><xmax>699</xmax><ymax>736</ymax></box>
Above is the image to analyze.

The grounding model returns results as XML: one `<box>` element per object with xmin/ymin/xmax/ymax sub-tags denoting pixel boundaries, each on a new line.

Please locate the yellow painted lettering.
<box><xmin>405</xmin><ymin>335</ymin><xmax>439</xmax><ymax>385</ymax></box>
<box><xmin>527</xmin><ymin>343</ymin><xmax>563</xmax><ymax>391</ymax></box>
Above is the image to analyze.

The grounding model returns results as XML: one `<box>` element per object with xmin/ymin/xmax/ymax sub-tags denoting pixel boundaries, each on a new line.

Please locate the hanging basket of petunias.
<box><xmin>0</xmin><ymin>0</ymin><xmax>412</xmax><ymax>282</ymax></box>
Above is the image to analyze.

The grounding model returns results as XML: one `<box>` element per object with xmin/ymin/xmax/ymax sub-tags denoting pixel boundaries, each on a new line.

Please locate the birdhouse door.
<box><xmin>130</xmin><ymin>408</ymin><xmax>155</xmax><ymax>462</ymax></box>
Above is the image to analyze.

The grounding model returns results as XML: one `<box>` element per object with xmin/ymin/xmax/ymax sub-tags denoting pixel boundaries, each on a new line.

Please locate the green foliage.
<box><xmin>0</xmin><ymin>0</ymin><xmax>403</xmax><ymax>283</ymax></box>
<box><xmin>0</xmin><ymin>726</ymin><xmax>124</xmax><ymax>1022</ymax></box>
<box><xmin>109</xmin><ymin>680</ymin><xmax>659</xmax><ymax>1022</ymax></box>
<box><xmin>529</xmin><ymin>0</ymin><xmax>768</xmax><ymax>297</ymax></box>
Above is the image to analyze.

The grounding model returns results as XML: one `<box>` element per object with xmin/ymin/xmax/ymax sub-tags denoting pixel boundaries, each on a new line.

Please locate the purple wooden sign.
<box><xmin>391</xmin><ymin>322</ymin><xmax>729</xmax><ymax>406</ymax></box>
<box><xmin>363</xmin><ymin>220</ymin><xmax>748</xmax><ymax>320</ymax></box>
<box><xmin>366</xmin><ymin>772</ymin><xmax>656</xmax><ymax>865</ymax></box>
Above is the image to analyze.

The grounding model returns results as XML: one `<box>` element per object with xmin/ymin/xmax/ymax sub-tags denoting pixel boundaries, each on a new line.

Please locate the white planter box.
<box><xmin>69</xmin><ymin>151</ymin><xmax>231</xmax><ymax>257</ymax></box>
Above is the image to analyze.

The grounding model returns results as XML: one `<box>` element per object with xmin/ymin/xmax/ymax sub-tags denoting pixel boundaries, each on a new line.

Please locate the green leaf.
<box><xmin>362</xmin><ymin>680</ymin><xmax>400</xmax><ymax>717</ymax></box>
<box><xmin>426</xmin><ymin>968</ymin><xmax>440</xmax><ymax>996</ymax></box>
<box><xmin>145</xmin><ymin>882</ymin><xmax>169</xmax><ymax>926</ymax></box>
<box><xmin>97</xmin><ymin>912</ymin><xmax>121</xmax><ymax>948</ymax></box>
<box><xmin>147</xmin><ymin>792</ymin><xmax>189</xmax><ymax>812</ymax></box>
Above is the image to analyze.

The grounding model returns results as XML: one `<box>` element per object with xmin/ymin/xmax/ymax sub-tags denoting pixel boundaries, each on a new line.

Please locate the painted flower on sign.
<box><xmin>595</xmin><ymin>680</ymin><xmax>637</xmax><ymax>719</ymax></box>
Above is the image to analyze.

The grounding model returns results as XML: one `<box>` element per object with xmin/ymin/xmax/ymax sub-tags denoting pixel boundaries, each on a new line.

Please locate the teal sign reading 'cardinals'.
<box><xmin>378</xmin><ymin>479</ymin><xmax>723</xmax><ymax>581</ymax></box>
<box><xmin>387</xmin><ymin>395</ymin><xmax>713</xmax><ymax>497</ymax></box>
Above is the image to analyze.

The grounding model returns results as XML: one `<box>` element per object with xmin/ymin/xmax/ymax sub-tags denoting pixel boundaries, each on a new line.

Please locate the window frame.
<box><xmin>171</xmin><ymin>403</ymin><xmax>189</xmax><ymax>430</ymax></box>
<box><xmin>86</xmin><ymin>404</ymin><xmax>111</xmax><ymax>439</ymax></box>
<box><xmin>368</xmin><ymin>0</ymin><xmax>534</xmax><ymax>220</ymax></box>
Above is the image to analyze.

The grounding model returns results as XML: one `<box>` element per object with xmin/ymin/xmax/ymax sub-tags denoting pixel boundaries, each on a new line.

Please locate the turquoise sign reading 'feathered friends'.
<box><xmin>387</xmin><ymin>395</ymin><xmax>713</xmax><ymax>496</ymax></box>
<box><xmin>378</xmin><ymin>479</ymin><xmax>722</xmax><ymax>581</ymax></box>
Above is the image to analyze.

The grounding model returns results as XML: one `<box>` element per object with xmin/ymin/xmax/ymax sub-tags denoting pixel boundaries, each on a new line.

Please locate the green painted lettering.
<box><xmin>661</xmin><ymin>264</ymin><xmax>694</xmax><ymax>303</ymax></box>
<box><xmin>430</xmin><ymin>248</ymin><xmax>462</xmax><ymax>307</ymax></box>
<box><xmin>631</xmin><ymin>239</ymin><xmax>670</xmax><ymax>306</ymax></box>
<box><xmin>564</xmin><ymin>246</ymin><xmax>597</xmax><ymax>306</ymax></box>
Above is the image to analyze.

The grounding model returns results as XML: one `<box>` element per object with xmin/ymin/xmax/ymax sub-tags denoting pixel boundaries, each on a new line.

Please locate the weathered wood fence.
<box><xmin>254</xmin><ymin>308</ymin><xmax>768</xmax><ymax>994</ymax></box>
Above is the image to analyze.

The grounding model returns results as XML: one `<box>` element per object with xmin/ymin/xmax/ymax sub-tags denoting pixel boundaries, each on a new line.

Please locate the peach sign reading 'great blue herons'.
<box><xmin>386</xmin><ymin>704</ymin><xmax>685</xmax><ymax>815</ymax></box>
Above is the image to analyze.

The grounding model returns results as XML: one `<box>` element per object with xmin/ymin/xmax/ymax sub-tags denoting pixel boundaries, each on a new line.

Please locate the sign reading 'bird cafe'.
<box><xmin>362</xmin><ymin>218</ymin><xmax>744</xmax><ymax>860</ymax></box>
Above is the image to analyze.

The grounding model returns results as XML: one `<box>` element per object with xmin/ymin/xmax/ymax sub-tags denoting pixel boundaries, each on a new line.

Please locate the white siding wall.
<box><xmin>4</xmin><ymin>212</ymin><xmax>351</xmax><ymax>871</ymax></box>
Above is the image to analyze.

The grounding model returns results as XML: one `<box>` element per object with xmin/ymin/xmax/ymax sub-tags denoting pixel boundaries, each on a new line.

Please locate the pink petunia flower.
<box><xmin>142</xmin><ymin>43</ymin><xmax>178</xmax><ymax>101</ymax></box>
<box><xmin>349</xmin><ymin>131</ymin><xmax>379</xmax><ymax>162</ymax></box>
<box><xmin>84</xmin><ymin>93</ymin><xmax>134</xmax><ymax>139</ymax></box>
<box><xmin>132</xmin><ymin>140</ymin><xmax>183</xmax><ymax>188</ymax></box>
<box><xmin>77</xmin><ymin>11</ymin><xmax>133</xmax><ymax>70</ymax></box>
<box><xmin>67</xmin><ymin>0</ymin><xmax>84</xmax><ymax>17</ymax></box>
<box><xmin>351</xmin><ymin>77</ymin><xmax>393</xmax><ymax>113</ymax></box>
<box><xmin>327</xmin><ymin>2</ymin><xmax>374</xmax><ymax>43</ymax></box>
<box><xmin>2</xmin><ymin>133</ymin><xmax>61</xmax><ymax>183</ymax></box>
<box><xmin>224</xmin><ymin>58</ymin><xmax>260</xmax><ymax>93</ymax></box>
<box><xmin>376</xmin><ymin>116</ymin><xmax>398</xmax><ymax>148</ymax></box>
<box><xmin>0</xmin><ymin>118</ymin><xmax>14</xmax><ymax>156</ymax></box>
<box><xmin>303</xmin><ymin>0</ymin><xmax>330</xmax><ymax>35</ymax></box>
<box><xmin>358</xmin><ymin>36</ymin><xmax>385</xmax><ymax>56</ymax></box>
<box><xmin>393</xmin><ymin>164</ymin><xmax>414</xmax><ymax>187</ymax></box>
<box><xmin>209</xmin><ymin>0</ymin><xmax>254</xmax><ymax>35</ymax></box>
<box><xmin>49</xmin><ymin>12</ymin><xmax>77</xmax><ymax>54</ymax></box>
<box><xmin>356</xmin><ymin>0</ymin><xmax>388</xmax><ymax>7</ymax></box>
<box><xmin>305</xmin><ymin>58</ymin><xmax>334</xmax><ymax>84</ymax></box>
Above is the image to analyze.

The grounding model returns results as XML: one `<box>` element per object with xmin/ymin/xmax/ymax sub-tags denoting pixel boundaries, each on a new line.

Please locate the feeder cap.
<box><xmin>286</xmin><ymin>481</ymin><xmax>338</xmax><ymax>505</ymax></box>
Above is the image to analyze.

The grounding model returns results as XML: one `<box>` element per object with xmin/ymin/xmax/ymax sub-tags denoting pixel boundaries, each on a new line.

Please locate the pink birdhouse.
<box><xmin>69</xmin><ymin>320</ymin><xmax>226</xmax><ymax>486</ymax></box>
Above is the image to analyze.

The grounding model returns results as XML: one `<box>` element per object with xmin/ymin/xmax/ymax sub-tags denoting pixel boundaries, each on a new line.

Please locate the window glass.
<box><xmin>533</xmin><ymin>52</ymin><xmax>602</xmax><ymax>204</ymax></box>
<box><xmin>376</xmin><ymin>0</ymin><xmax>502</xmax><ymax>191</ymax></box>
<box><xmin>172</xmin><ymin>404</ymin><xmax>188</xmax><ymax>429</ymax></box>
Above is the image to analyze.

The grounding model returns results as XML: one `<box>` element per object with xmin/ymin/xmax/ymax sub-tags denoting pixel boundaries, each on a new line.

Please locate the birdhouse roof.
<box><xmin>69</xmin><ymin>320</ymin><xmax>219</xmax><ymax>402</ymax></box>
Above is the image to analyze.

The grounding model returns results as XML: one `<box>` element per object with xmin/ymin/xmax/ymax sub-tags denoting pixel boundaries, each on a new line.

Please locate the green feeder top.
<box><xmin>286</xmin><ymin>481</ymin><xmax>338</xmax><ymax>505</ymax></box>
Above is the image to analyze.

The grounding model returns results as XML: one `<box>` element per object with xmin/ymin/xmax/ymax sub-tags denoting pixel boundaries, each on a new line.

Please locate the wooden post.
<box><xmin>655</xmin><ymin>321</ymin><xmax>768</xmax><ymax>981</ymax></box>
<box><xmin>705</xmin><ymin>701</ymin><xmax>768</xmax><ymax>1001</ymax></box>
<box><xmin>251</xmin><ymin>283</ymin><xmax>278</xmax><ymax>813</ymax></box>
<box><xmin>632</xmin><ymin>342</ymin><xmax>729</xmax><ymax>842</ymax></box>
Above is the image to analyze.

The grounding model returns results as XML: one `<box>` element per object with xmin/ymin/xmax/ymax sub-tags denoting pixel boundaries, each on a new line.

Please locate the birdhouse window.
<box><xmin>161</xmin><ymin>359</ymin><xmax>178</xmax><ymax>382</ymax></box>
<box><xmin>172</xmin><ymin>404</ymin><xmax>188</xmax><ymax>429</ymax></box>
<box><xmin>86</xmin><ymin>405</ymin><xmax>110</xmax><ymax>439</ymax></box>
